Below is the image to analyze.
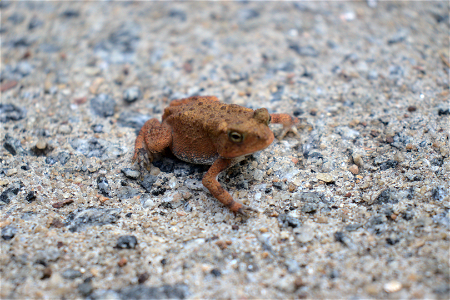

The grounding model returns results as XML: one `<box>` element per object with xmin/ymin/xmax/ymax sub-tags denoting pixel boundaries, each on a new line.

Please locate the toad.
<box><xmin>133</xmin><ymin>96</ymin><xmax>299</xmax><ymax>215</ymax></box>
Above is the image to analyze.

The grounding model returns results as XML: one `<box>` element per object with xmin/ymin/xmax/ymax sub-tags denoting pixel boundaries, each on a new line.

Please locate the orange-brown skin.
<box><xmin>133</xmin><ymin>96</ymin><xmax>299</xmax><ymax>215</ymax></box>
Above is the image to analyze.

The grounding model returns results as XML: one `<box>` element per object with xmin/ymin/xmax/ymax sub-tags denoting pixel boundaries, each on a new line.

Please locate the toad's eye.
<box><xmin>228</xmin><ymin>131</ymin><xmax>243</xmax><ymax>143</ymax></box>
<box><xmin>267</xmin><ymin>115</ymin><xmax>271</xmax><ymax>125</ymax></box>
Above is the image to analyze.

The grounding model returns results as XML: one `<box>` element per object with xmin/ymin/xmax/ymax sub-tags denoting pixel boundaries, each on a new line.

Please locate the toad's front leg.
<box><xmin>202</xmin><ymin>158</ymin><xmax>255</xmax><ymax>215</ymax></box>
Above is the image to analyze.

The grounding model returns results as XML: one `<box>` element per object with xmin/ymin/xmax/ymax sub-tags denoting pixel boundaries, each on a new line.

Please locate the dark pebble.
<box><xmin>343</xmin><ymin>53</ymin><xmax>359</xmax><ymax>63</ymax></box>
<box><xmin>116</xmin><ymin>235</ymin><xmax>138</xmax><ymax>249</ymax></box>
<box><xmin>379</xmin><ymin>160</ymin><xmax>398</xmax><ymax>170</ymax></box>
<box><xmin>138</xmin><ymin>272</ymin><xmax>150</xmax><ymax>284</ymax></box>
<box><xmin>41</xmin><ymin>267</ymin><xmax>52</xmax><ymax>280</ymax></box>
<box><xmin>90</xmin><ymin>94</ymin><xmax>116</xmax><ymax>118</ymax></box>
<box><xmin>431</xmin><ymin>12</ymin><xmax>449</xmax><ymax>23</ymax></box>
<box><xmin>78</xmin><ymin>278</ymin><xmax>93</xmax><ymax>297</ymax></box>
<box><xmin>293</xmin><ymin>109</ymin><xmax>304</xmax><ymax>116</ymax></box>
<box><xmin>387</xmin><ymin>29</ymin><xmax>407</xmax><ymax>45</ymax></box>
<box><xmin>61</xmin><ymin>9</ymin><xmax>80</xmax><ymax>18</ymax></box>
<box><xmin>432</xmin><ymin>186</ymin><xmax>447</xmax><ymax>201</ymax></box>
<box><xmin>302</xmin><ymin>202</ymin><xmax>318</xmax><ymax>213</ymax></box>
<box><xmin>272</xmin><ymin>181</ymin><xmax>284</xmax><ymax>190</ymax></box>
<box><xmin>57</xmin><ymin>152</ymin><xmax>71</xmax><ymax>165</ymax></box>
<box><xmin>345</xmin><ymin>223</ymin><xmax>362</xmax><ymax>232</ymax></box>
<box><xmin>0</xmin><ymin>103</ymin><xmax>27</xmax><ymax>122</ymax></box>
<box><xmin>25</xmin><ymin>191</ymin><xmax>36</xmax><ymax>203</ymax></box>
<box><xmin>389</xmin><ymin>65</ymin><xmax>404</xmax><ymax>78</ymax></box>
<box><xmin>152</xmin><ymin>157</ymin><xmax>175</xmax><ymax>173</ymax></box>
<box><xmin>118</xmin><ymin>283</ymin><xmax>189</xmax><ymax>300</ymax></box>
<box><xmin>231</xmin><ymin>225</ymin><xmax>239</xmax><ymax>230</ymax></box>
<box><xmin>30</xmin><ymin>142</ymin><xmax>53</xmax><ymax>157</ymax></box>
<box><xmin>307</xmin><ymin>152</ymin><xmax>323</xmax><ymax>160</ymax></box>
<box><xmin>289</xmin><ymin>44</ymin><xmax>319</xmax><ymax>57</ymax></box>
<box><xmin>66</xmin><ymin>208</ymin><xmax>121</xmax><ymax>232</ymax></box>
<box><xmin>327</xmin><ymin>40</ymin><xmax>338</xmax><ymax>49</ymax></box>
<box><xmin>34</xmin><ymin>248</ymin><xmax>61</xmax><ymax>266</ymax></box>
<box><xmin>61</xmin><ymin>268</ymin><xmax>82</xmax><ymax>279</ymax></box>
<box><xmin>438</xmin><ymin>108</ymin><xmax>450</xmax><ymax>116</ymax></box>
<box><xmin>8</xmin><ymin>13</ymin><xmax>25</xmax><ymax>25</ymax></box>
<box><xmin>94</xmin><ymin>22</ymin><xmax>141</xmax><ymax>60</ymax></box>
<box><xmin>69</xmin><ymin>138</ymin><xmax>106</xmax><ymax>159</ymax></box>
<box><xmin>334</xmin><ymin>231</ymin><xmax>352</xmax><ymax>247</ymax></box>
<box><xmin>297</xmin><ymin>192</ymin><xmax>324</xmax><ymax>208</ymax></box>
<box><xmin>407</xmin><ymin>106</ymin><xmax>417</xmax><ymax>112</ymax></box>
<box><xmin>152</xmin><ymin>187</ymin><xmax>166</xmax><ymax>196</ymax></box>
<box><xmin>140</xmin><ymin>175</ymin><xmax>158</xmax><ymax>193</ymax></box>
<box><xmin>278</xmin><ymin>213</ymin><xmax>302</xmax><ymax>228</ymax></box>
<box><xmin>385</xmin><ymin>136</ymin><xmax>394</xmax><ymax>144</ymax></box>
<box><xmin>0</xmin><ymin>181</ymin><xmax>23</xmax><ymax>204</ymax></box>
<box><xmin>402</xmin><ymin>209</ymin><xmax>415</xmax><ymax>221</ymax></box>
<box><xmin>168</xmin><ymin>9</ymin><xmax>187</xmax><ymax>21</ymax></box>
<box><xmin>123</xmin><ymin>86</ymin><xmax>141</xmax><ymax>103</ymax></box>
<box><xmin>3</xmin><ymin>134</ymin><xmax>25</xmax><ymax>156</ymax></box>
<box><xmin>45</xmin><ymin>156</ymin><xmax>58</xmax><ymax>165</ymax></box>
<box><xmin>210</xmin><ymin>268</ymin><xmax>222</xmax><ymax>277</ymax></box>
<box><xmin>9</xmin><ymin>36</ymin><xmax>34</xmax><ymax>48</ymax></box>
<box><xmin>1</xmin><ymin>225</ymin><xmax>17</xmax><ymax>240</ymax></box>
<box><xmin>366</xmin><ymin>215</ymin><xmax>385</xmax><ymax>227</ymax></box>
<box><xmin>97</xmin><ymin>176</ymin><xmax>110</xmax><ymax>197</ymax></box>
<box><xmin>374</xmin><ymin>188</ymin><xmax>398</xmax><ymax>205</ymax></box>
<box><xmin>28</xmin><ymin>17</ymin><xmax>44</xmax><ymax>30</ymax></box>
<box><xmin>117</xmin><ymin>186</ymin><xmax>140</xmax><ymax>200</ymax></box>
<box><xmin>386</xmin><ymin>237</ymin><xmax>400</xmax><ymax>245</ymax></box>
<box><xmin>430</xmin><ymin>157</ymin><xmax>443</xmax><ymax>167</ymax></box>
<box><xmin>238</xmin><ymin>8</ymin><xmax>260</xmax><ymax>21</ymax></box>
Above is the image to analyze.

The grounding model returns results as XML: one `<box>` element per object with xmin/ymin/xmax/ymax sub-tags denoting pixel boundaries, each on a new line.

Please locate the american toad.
<box><xmin>133</xmin><ymin>96</ymin><xmax>299</xmax><ymax>215</ymax></box>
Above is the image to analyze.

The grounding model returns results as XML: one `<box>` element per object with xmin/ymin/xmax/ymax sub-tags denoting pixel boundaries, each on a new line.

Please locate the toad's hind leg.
<box><xmin>133</xmin><ymin>118</ymin><xmax>172</xmax><ymax>173</ymax></box>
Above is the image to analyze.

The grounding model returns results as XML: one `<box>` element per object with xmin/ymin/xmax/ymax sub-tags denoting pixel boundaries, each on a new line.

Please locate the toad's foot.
<box><xmin>132</xmin><ymin>148</ymin><xmax>153</xmax><ymax>178</ymax></box>
<box><xmin>236</xmin><ymin>204</ymin><xmax>259</xmax><ymax>217</ymax></box>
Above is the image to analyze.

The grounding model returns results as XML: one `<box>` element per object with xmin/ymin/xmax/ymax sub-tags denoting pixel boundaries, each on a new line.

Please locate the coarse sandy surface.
<box><xmin>1</xmin><ymin>1</ymin><xmax>449</xmax><ymax>299</ymax></box>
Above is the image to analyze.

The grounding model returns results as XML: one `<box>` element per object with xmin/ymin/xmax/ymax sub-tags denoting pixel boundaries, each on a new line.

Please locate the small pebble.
<box><xmin>121</xmin><ymin>168</ymin><xmax>140</xmax><ymax>179</ymax></box>
<box><xmin>407</xmin><ymin>106</ymin><xmax>417</xmax><ymax>112</ymax></box>
<box><xmin>84</xmin><ymin>67</ymin><xmax>102</xmax><ymax>76</ymax></box>
<box><xmin>384</xmin><ymin>280</ymin><xmax>402</xmax><ymax>293</ymax></box>
<box><xmin>6</xmin><ymin>168</ymin><xmax>17</xmax><ymax>176</ymax></box>
<box><xmin>36</xmin><ymin>139</ymin><xmax>47</xmax><ymax>150</ymax></box>
<box><xmin>352</xmin><ymin>153</ymin><xmax>364</xmax><ymax>167</ymax></box>
<box><xmin>118</xmin><ymin>257</ymin><xmax>128</xmax><ymax>267</ymax></box>
<box><xmin>58</xmin><ymin>124</ymin><xmax>72</xmax><ymax>134</ymax></box>
<box><xmin>394</xmin><ymin>152</ymin><xmax>405</xmax><ymax>162</ymax></box>
<box><xmin>116</xmin><ymin>235</ymin><xmax>138</xmax><ymax>249</ymax></box>
<box><xmin>349</xmin><ymin>164</ymin><xmax>359</xmax><ymax>175</ymax></box>
<box><xmin>123</xmin><ymin>86</ymin><xmax>141</xmax><ymax>103</ymax></box>
<box><xmin>1</xmin><ymin>225</ymin><xmax>17</xmax><ymax>240</ymax></box>
<box><xmin>316</xmin><ymin>173</ymin><xmax>334</xmax><ymax>183</ymax></box>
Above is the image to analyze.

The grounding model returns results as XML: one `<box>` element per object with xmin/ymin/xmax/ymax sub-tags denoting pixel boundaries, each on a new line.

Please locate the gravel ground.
<box><xmin>1</xmin><ymin>1</ymin><xmax>449</xmax><ymax>299</ymax></box>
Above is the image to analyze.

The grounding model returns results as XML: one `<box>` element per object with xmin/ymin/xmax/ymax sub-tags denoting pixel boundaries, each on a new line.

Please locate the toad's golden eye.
<box><xmin>228</xmin><ymin>131</ymin><xmax>243</xmax><ymax>143</ymax></box>
<box><xmin>267</xmin><ymin>115</ymin><xmax>271</xmax><ymax>125</ymax></box>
